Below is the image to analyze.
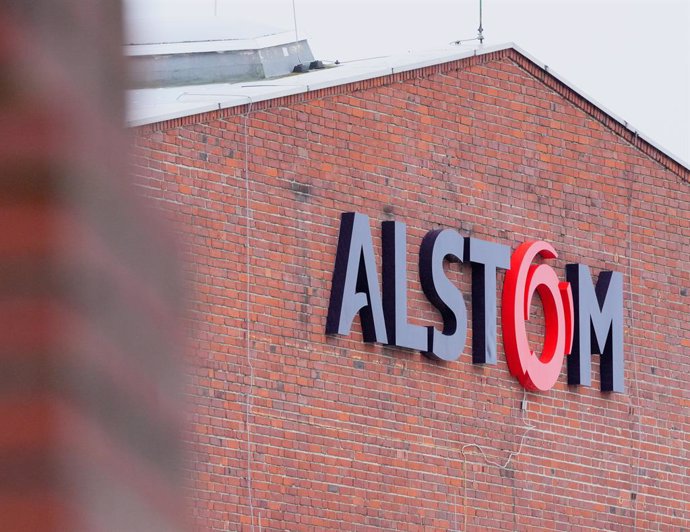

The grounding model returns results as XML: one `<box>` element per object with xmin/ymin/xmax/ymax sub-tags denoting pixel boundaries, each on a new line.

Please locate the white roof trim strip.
<box><xmin>124</xmin><ymin>31</ymin><xmax>301</xmax><ymax>56</ymax></box>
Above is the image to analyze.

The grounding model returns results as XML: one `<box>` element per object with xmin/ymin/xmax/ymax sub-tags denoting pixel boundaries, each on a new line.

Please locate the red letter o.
<box><xmin>502</xmin><ymin>241</ymin><xmax>574</xmax><ymax>391</ymax></box>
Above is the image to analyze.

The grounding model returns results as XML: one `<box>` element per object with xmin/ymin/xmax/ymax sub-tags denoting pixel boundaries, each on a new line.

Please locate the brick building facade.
<box><xmin>131</xmin><ymin>46</ymin><xmax>689</xmax><ymax>530</ymax></box>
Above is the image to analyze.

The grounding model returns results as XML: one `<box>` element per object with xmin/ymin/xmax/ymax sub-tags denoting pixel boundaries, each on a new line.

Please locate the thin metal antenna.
<box><xmin>291</xmin><ymin>0</ymin><xmax>302</xmax><ymax>63</ymax></box>
<box><xmin>477</xmin><ymin>0</ymin><xmax>484</xmax><ymax>43</ymax></box>
<box><xmin>292</xmin><ymin>0</ymin><xmax>299</xmax><ymax>43</ymax></box>
<box><xmin>451</xmin><ymin>0</ymin><xmax>486</xmax><ymax>46</ymax></box>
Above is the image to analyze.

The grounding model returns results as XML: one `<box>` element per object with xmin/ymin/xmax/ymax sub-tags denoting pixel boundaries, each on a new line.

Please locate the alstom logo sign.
<box><xmin>326</xmin><ymin>212</ymin><xmax>624</xmax><ymax>393</ymax></box>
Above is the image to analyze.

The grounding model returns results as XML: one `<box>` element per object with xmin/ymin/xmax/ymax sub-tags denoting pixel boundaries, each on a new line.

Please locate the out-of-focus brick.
<box><xmin>1</xmin><ymin>2</ymin><xmax>185</xmax><ymax>531</ymax></box>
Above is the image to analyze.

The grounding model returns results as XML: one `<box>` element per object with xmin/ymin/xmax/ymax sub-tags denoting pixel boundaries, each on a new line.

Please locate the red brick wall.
<box><xmin>132</xmin><ymin>48</ymin><xmax>690</xmax><ymax>530</ymax></box>
<box><xmin>1</xmin><ymin>3</ymin><xmax>185</xmax><ymax>530</ymax></box>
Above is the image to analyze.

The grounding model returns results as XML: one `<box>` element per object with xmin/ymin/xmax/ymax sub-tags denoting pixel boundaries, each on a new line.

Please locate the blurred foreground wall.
<box><xmin>0</xmin><ymin>3</ymin><xmax>185</xmax><ymax>530</ymax></box>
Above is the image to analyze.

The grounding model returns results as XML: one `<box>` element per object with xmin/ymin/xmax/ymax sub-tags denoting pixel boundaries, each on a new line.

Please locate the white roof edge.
<box><xmin>509</xmin><ymin>44</ymin><xmax>690</xmax><ymax>171</ymax></box>
<box><xmin>126</xmin><ymin>86</ymin><xmax>310</xmax><ymax>127</ymax></box>
<box><xmin>126</xmin><ymin>43</ymin><xmax>509</xmax><ymax>128</ymax></box>
<box><xmin>128</xmin><ymin>42</ymin><xmax>689</xmax><ymax>172</ymax></box>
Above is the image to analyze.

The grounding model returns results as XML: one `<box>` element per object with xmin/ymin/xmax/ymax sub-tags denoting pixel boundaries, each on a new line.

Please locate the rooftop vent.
<box><xmin>124</xmin><ymin>15</ymin><xmax>315</xmax><ymax>88</ymax></box>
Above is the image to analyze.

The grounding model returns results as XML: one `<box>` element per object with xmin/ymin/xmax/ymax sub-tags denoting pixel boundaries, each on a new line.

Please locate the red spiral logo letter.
<box><xmin>502</xmin><ymin>241</ymin><xmax>574</xmax><ymax>391</ymax></box>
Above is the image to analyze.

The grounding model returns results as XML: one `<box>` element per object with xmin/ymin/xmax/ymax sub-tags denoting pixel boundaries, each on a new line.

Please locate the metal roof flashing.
<box><xmin>126</xmin><ymin>42</ymin><xmax>689</xmax><ymax>172</ymax></box>
<box><xmin>124</xmin><ymin>31</ymin><xmax>303</xmax><ymax>57</ymax></box>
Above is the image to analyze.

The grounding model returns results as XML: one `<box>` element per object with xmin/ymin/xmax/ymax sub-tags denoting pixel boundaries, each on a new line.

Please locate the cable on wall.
<box><xmin>230</xmin><ymin>89</ymin><xmax>337</xmax><ymax>531</ymax></box>
<box><xmin>461</xmin><ymin>390</ymin><xmax>533</xmax><ymax>469</ymax></box>
<box><xmin>460</xmin><ymin>388</ymin><xmax>534</xmax><ymax>530</ymax></box>
<box><xmin>625</xmin><ymin>166</ymin><xmax>642</xmax><ymax>530</ymax></box>
<box><xmin>241</xmin><ymin>96</ymin><xmax>260</xmax><ymax>532</ymax></box>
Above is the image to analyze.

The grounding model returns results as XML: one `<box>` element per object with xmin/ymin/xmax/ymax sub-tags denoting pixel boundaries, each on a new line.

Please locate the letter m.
<box><xmin>566</xmin><ymin>264</ymin><xmax>624</xmax><ymax>392</ymax></box>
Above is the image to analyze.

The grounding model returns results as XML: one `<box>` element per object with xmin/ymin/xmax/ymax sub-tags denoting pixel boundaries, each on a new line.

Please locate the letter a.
<box><xmin>326</xmin><ymin>212</ymin><xmax>387</xmax><ymax>343</ymax></box>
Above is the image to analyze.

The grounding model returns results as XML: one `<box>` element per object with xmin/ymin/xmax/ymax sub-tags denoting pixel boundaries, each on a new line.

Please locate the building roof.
<box><xmin>126</xmin><ymin>42</ymin><xmax>689</xmax><ymax>173</ymax></box>
<box><xmin>124</xmin><ymin>31</ymin><xmax>302</xmax><ymax>57</ymax></box>
<box><xmin>125</xmin><ymin>12</ymin><xmax>292</xmax><ymax>49</ymax></box>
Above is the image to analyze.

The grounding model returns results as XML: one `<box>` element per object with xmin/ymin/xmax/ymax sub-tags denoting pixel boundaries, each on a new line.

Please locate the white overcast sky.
<box><xmin>125</xmin><ymin>0</ymin><xmax>690</xmax><ymax>163</ymax></box>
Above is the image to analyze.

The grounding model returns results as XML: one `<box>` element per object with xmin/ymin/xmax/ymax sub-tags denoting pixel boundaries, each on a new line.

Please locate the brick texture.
<box><xmin>132</xmin><ymin>48</ymin><xmax>690</xmax><ymax>531</ymax></box>
<box><xmin>1</xmin><ymin>3</ymin><xmax>185</xmax><ymax>531</ymax></box>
